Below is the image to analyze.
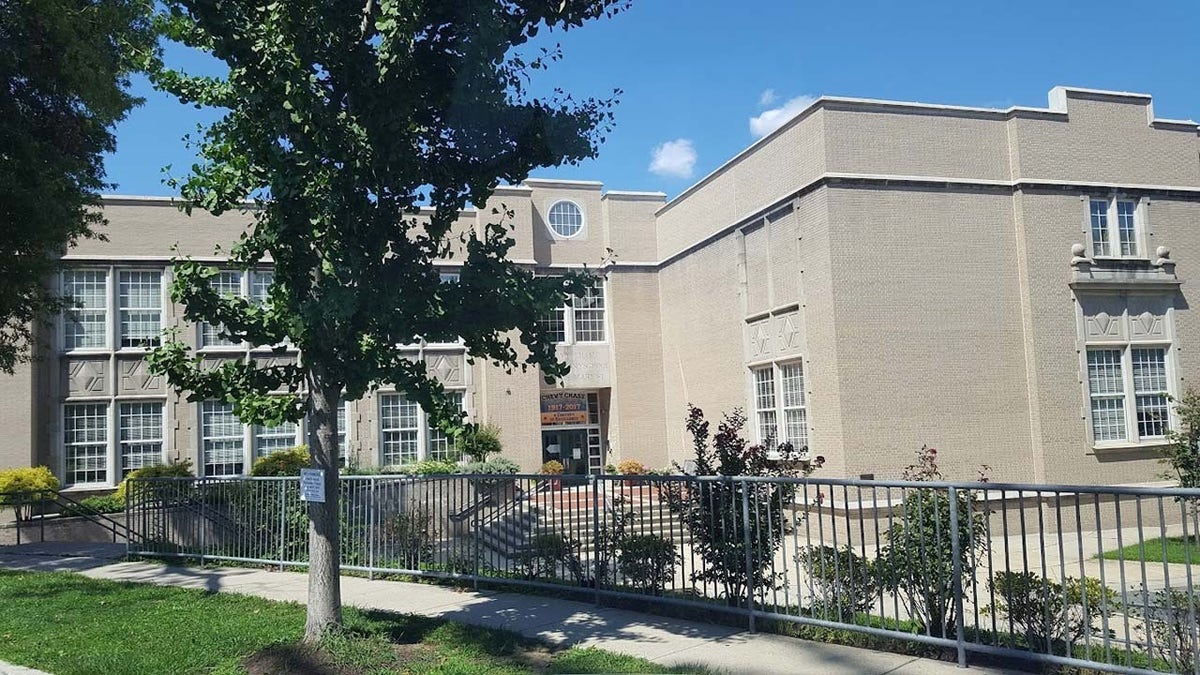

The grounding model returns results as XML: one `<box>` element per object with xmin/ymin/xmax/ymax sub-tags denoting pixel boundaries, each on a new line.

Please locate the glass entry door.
<box><xmin>541</xmin><ymin>428</ymin><xmax>601</xmax><ymax>475</ymax></box>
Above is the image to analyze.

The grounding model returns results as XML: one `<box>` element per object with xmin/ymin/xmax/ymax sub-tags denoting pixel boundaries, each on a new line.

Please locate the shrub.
<box><xmin>379</xmin><ymin>504</ymin><xmax>434</xmax><ymax>568</ymax></box>
<box><xmin>114</xmin><ymin>460</ymin><xmax>194</xmax><ymax>505</ymax></box>
<box><xmin>516</xmin><ymin>532</ymin><xmax>585</xmax><ymax>584</ymax></box>
<box><xmin>662</xmin><ymin>405</ymin><xmax>823</xmax><ymax>608</ymax></box>
<box><xmin>540</xmin><ymin>460</ymin><xmax>564</xmax><ymax>475</ymax></box>
<box><xmin>1161</xmin><ymin>389</ymin><xmax>1200</xmax><ymax>514</ymax></box>
<box><xmin>70</xmin><ymin>494</ymin><xmax>125</xmax><ymax>515</ymax></box>
<box><xmin>618</xmin><ymin>534</ymin><xmax>678</xmax><ymax>595</ymax></box>
<box><xmin>617</xmin><ymin>459</ymin><xmax>647</xmax><ymax>475</ymax></box>
<box><xmin>414</xmin><ymin>460</ymin><xmax>458</xmax><ymax>476</ymax></box>
<box><xmin>798</xmin><ymin>545</ymin><xmax>877</xmax><ymax>622</ymax></box>
<box><xmin>0</xmin><ymin>466</ymin><xmax>60</xmax><ymax>519</ymax></box>
<box><xmin>250</xmin><ymin>445</ymin><xmax>310</xmax><ymax>476</ymax></box>
<box><xmin>460</xmin><ymin>423</ymin><xmax>503</xmax><ymax>462</ymax></box>
<box><xmin>1134</xmin><ymin>587</ymin><xmax>1200</xmax><ymax>673</ymax></box>
<box><xmin>986</xmin><ymin>571</ymin><xmax>1117</xmax><ymax>655</ymax></box>
<box><xmin>456</xmin><ymin>458</ymin><xmax>520</xmax><ymax>475</ymax></box>
<box><xmin>874</xmin><ymin>446</ymin><xmax>989</xmax><ymax>639</ymax></box>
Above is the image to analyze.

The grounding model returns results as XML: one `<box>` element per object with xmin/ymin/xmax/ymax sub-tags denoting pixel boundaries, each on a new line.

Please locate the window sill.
<box><xmin>1092</xmin><ymin>440</ymin><xmax>1168</xmax><ymax>452</ymax></box>
<box><xmin>60</xmin><ymin>483</ymin><xmax>115</xmax><ymax>493</ymax></box>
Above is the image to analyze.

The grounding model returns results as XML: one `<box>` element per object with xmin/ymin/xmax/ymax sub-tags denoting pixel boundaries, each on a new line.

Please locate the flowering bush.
<box><xmin>617</xmin><ymin>459</ymin><xmax>647</xmax><ymax>475</ymax></box>
<box><xmin>540</xmin><ymin>460</ymin><xmax>564</xmax><ymax>475</ymax></box>
<box><xmin>662</xmin><ymin>405</ymin><xmax>823</xmax><ymax>607</ymax></box>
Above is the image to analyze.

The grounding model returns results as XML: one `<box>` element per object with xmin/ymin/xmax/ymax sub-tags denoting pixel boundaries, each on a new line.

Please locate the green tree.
<box><xmin>0</xmin><ymin>0</ymin><xmax>153</xmax><ymax>373</ymax></box>
<box><xmin>144</xmin><ymin>0</ymin><xmax>627</xmax><ymax>640</ymax></box>
<box><xmin>1162</xmin><ymin>389</ymin><xmax>1200</xmax><ymax>497</ymax></box>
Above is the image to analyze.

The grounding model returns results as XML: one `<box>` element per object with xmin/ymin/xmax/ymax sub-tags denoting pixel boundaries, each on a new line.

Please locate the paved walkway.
<box><xmin>0</xmin><ymin>543</ymin><xmax>1020</xmax><ymax>675</ymax></box>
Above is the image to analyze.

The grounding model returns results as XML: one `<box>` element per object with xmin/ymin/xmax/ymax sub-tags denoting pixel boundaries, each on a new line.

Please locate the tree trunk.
<box><xmin>304</xmin><ymin>371</ymin><xmax>343</xmax><ymax>642</ymax></box>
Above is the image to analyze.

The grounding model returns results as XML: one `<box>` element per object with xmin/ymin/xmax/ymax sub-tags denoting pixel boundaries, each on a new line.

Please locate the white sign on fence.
<box><xmin>299</xmin><ymin>468</ymin><xmax>325</xmax><ymax>503</ymax></box>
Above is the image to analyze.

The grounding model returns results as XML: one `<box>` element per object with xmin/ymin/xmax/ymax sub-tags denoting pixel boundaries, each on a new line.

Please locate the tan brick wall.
<box><xmin>655</xmin><ymin>109</ymin><xmax>827</xmax><ymax>260</ymax></box>
<box><xmin>607</xmin><ymin>271</ymin><xmax>668</xmax><ymax>468</ymax></box>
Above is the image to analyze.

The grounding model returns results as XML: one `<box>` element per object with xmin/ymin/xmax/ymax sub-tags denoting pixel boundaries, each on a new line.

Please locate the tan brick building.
<box><xmin>3</xmin><ymin>85</ymin><xmax>1198</xmax><ymax>487</ymax></box>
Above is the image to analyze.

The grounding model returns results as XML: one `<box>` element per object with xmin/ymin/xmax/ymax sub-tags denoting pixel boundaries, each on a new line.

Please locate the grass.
<box><xmin>1099</xmin><ymin>536</ymin><xmax>1200</xmax><ymax>565</ymax></box>
<box><xmin>0</xmin><ymin>570</ymin><xmax>718</xmax><ymax>675</ymax></box>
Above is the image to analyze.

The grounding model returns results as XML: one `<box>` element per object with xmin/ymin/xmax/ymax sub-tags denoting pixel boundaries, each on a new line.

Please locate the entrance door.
<box><xmin>542</xmin><ymin>429</ymin><xmax>589</xmax><ymax>475</ymax></box>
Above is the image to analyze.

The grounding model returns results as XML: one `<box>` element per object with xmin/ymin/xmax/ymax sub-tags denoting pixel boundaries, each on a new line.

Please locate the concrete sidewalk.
<box><xmin>0</xmin><ymin>543</ymin><xmax>1016</xmax><ymax>675</ymax></box>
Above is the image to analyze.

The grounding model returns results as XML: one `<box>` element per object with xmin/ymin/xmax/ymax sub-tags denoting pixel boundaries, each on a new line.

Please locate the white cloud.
<box><xmin>649</xmin><ymin>138</ymin><xmax>698</xmax><ymax>179</ymax></box>
<box><xmin>759</xmin><ymin>89</ymin><xmax>778</xmax><ymax>107</ymax></box>
<box><xmin>749</xmin><ymin>94</ymin><xmax>818</xmax><ymax>139</ymax></box>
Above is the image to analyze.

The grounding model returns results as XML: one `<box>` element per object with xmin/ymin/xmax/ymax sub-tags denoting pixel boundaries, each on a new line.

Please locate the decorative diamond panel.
<box><xmin>748</xmin><ymin>321</ymin><xmax>771</xmax><ymax>358</ymax></box>
<box><xmin>1130</xmin><ymin>311</ymin><xmax>1166</xmax><ymax>340</ymax></box>
<box><xmin>425</xmin><ymin>354</ymin><xmax>463</xmax><ymax>386</ymax></box>
<box><xmin>66</xmin><ymin>358</ymin><xmax>108</xmax><ymax>396</ymax></box>
<box><xmin>118</xmin><ymin>358</ymin><xmax>163</xmax><ymax>394</ymax></box>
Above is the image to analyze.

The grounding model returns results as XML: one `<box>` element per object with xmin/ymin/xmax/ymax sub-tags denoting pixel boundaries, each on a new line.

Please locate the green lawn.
<box><xmin>0</xmin><ymin>570</ymin><xmax>715</xmax><ymax>675</ymax></box>
<box><xmin>1100</xmin><ymin>536</ymin><xmax>1200</xmax><ymax>565</ymax></box>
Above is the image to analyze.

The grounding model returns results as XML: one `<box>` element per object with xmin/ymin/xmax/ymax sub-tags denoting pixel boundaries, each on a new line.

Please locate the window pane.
<box><xmin>202</xmin><ymin>401</ymin><xmax>244</xmax><ymax>476</ymax></box>
<box><xmin>337</xmin><ymin>401</ymin><xmax>348</xmax><ymax>464</ymax></box>
<box><xmin>753</xmin><ymin>367</ymin><xmax>777</xmax><ymax>444</ymax></box>
<box><xmin>250</xmin><ymin>270</ymin><xmax>273</xmax><ymax>305</ymax></box>
<box><xmin>65</xmin><ymin>403</ymin><xmax>108</xmax><ymax>484</ymax></box>
<box><xmin>784</xmin><ymin>408</ymin><xmax>809</xmax><ymax>450</ymax></box>
<box><xmin>62</xmin><ymin>270</ymin><xmax>108</xmax><ymax>349</ymax></box>
<box><xmin>1089</xmin><ymin>199</ymin><xmax>1110</xmax><ymax>257</ymax></box>
<box><xmin>538</xmin><ymin>307</ymin><xmax>567</xmax><ymax>343</ymax></box>
<box><xmin>201</xmin><ymin>271</ymin><xmax>243</xmax><ymax>347</ymax></box>
<box><xmin>1087</xmin><ymin>349</ymin><xmax>1124</xmax><ymax>395</ymax></box>
<box><xmin>427</xmin><ymin>392</ymin><xmax>465</xmax><ymax>461</ymax></box>
<box><xmin>1087</xmin><ymin>349</ymin><xmax>1126</xmax><ymax>442</ymax></box>
<box><xmin>254</xmin><ymin>420</ymin><xmax>298</xmax><ymax>458</ymax></box>
<box><xmin>1117</xmin><ymin>200</ymin><xmax>1138</xmax><ymax>257</ymax></box>
<box><xmin>119</xmin><ymin>402</ymin><xmax>163</xmax><ymax>476</ymax></box>
<box><xmin>547</xmin><ymin>201</ymin><xmax>583</xmax><ymax>237</ymax></box>
<box><xmin>380</xmin><ymin>394</ymin><xmax>420</xmax><ymax>465</ymax></box>
<box><xmin>1133</xmin><ymin>347</ymin><xmax>1169</xmax><ymax>437</ymax></box>
<box><xmin>118</xmin><ymin>271</ymin><xmax>162</xmax><ymax>348</ymax></box>
<box><xmin>780</xmin><ymin>362</ymin><xmax>805</xmax><ymax>408</ymax></box>
<box><xmin>572</xmin><ymin>282</ymin><xmax>606</xmax><ymax>342</ymax></box>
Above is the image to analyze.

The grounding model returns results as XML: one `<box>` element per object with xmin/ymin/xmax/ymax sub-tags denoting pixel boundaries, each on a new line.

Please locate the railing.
<box><xmin>3</xmin><ymin>489</ymin><xmax>133</xmax><ymax>544</ymax></box>
<box><xmin>126</xmin><ymin>474</ymin><xmax>1200</xmax><ymax>674</ymax></box>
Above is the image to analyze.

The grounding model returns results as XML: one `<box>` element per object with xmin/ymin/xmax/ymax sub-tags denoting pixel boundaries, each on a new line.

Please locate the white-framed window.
<box><xmin>1088</xmin><ymin>197</ymin><xmax>1143</xmax><ymax>258</ymax></box>
<box><xmin>197</xmin><ymin>269</ymin><xmax>281</xmax><ymax>349</ymax></box>
<box><xmin>337</xmin><ymin>401</ymin><xmax>349</xmax><ymax>466</ymax></box>
<box><xmin>64</xmin><ymin>403</ymin><xmax>109</xmax><ymax>485</ymax></box>
<box><xmin>546</xmin><ymin>200</ymin><xmax>584</xmax><ymax>238</ymax></box>
<box><xmin>253</xmin><ymin>419</ymin><xmax>300</xmax><ymax>458</ymax></box>
<box><xmin>427</xmin><ymin>391</ymin><xmax>466</xmax><ymax>461</ymax></box>
<box><xmin>379</xmin><ymin>391</ymin><xmax>467</xmax><ymax>466</ymax></box>
<box><xmin>201</xmin><ymin>270</ymin><xmax>243</xmax><ymax>348</ymax></box>
<box><xmin>200</xmin><ymin>399</ymin><xmax>304</xmax><ymax>475</ymax></box>
<box><xmin>380</xmin><ymin>393</ymin><xmax>420</xmax><ymax>465</ymax></box>
<box><xmin>750</xmin><ymin>360</ymin><xmax>810</xmax><ymax>452</ymax></box>
<box><xmin>201</xmin><ymin>401</ymin><xmax>245</xmax><ymax>476</ymax></box>
<box><xmin>572</xmin><ymin>282</ymin><xmax>606</xmax><ymax>342</ymax></box>
<box><xmin>62</xmin><ymin>269</ymin><xmax>109</xmax><ymax>350</ymax></box>
<box><xmin>539</xmin><ymin>279</ymin><xmax>606</xmax><ymax>345</ymax></box>
<box><xmin>1086</xmin><ymin>346</ymin><xmax>1171</xmax><ymax>444</ymax></box>
<box><xmin>117</xmin><ymin>270</ymin><xmax>163</xmax><ymax>348</ymax></box>
<box><xmin>118</xmin><ymin>401</ymin><xmax>164</xmax><ymax>476</ymax></box>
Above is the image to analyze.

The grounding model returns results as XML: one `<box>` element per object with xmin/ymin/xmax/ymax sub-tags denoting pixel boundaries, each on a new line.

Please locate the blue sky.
<box><xmin>104</xmin><ymin>0</ymin><xmax>1200</xmax><ymax>198</ymax></box>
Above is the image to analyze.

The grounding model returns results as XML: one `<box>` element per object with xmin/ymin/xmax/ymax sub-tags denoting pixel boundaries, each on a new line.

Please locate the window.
<box><xmin>119</xmin><ymin>402</ymin><xmax>164</xmax><ymax>476</ymax></box>
<box><xmin>62</xmin><ymin>270</ymin><xmax>108</xmax><ymax>350</ymax></box>
<box><xmin>380</xmin><ymin>394</ymin><xmax>420</xmax><ymax>465</ymax></box>
<box><xmin>538</xmin><ymin>279</ymin><xmax>606</xmax><ymax>345</ymax></box>
<box><xmin>1088</xmin><ymin>198</ymin><xmax>1142</xmax><ymax>258</ymax></box>
<box><xmin>1086</xmin><ymin>346</ymin><xmax>1171</xmax><ymax>444</ymax></box>
<box><xmin>439</xmin><ymin>272</ymin><xmax>460</xmax><ymax>284</ymax></box>
<box><xmin>779</xmin><ymin>362</ymin><xmax>808</xmax><ymax>450</ymax></box>
<box><xmin>753</xmin><ymin>367</ymin><xmax>777</xmax><ymax>446</ymax></box>
<box><xmin>427</xmin><ymin>392</ymin><xmax>465</xmax><ymax>460</ymax></box>
<box><xmin>572</xmin><ymin>282</ymin><xmax>606</xmax><ymax>342</ymax></box>
<box><xmin>546</xmin><ymin>200</ymin><xmax>584</xmax><ymax>238</ymax></box>
<box><xmin>118</xmin><ymin>271</ymin><xmax>162</xmax><ymax>348</ymax></box>
<box><xmin>751</xmin><ymin>361</ymin><xmax>810</xmax><ymax>452</ymax></box>
<box><xmin>201</xmin><ymin>271</ymin><xmax>243</xmax><ymax>347</ymax></box>
<box><xmin>64</xmin><ymin>403</ymin><xmax>108</xmax><ymax>484</ymax></box>
<box><xmin>538</xmin><ymin>307</ymin><xmax>567</xmax><ymax>343</ymax></box>
<box><xmin>337</xmin><ymin>401</ymin><xmax>349</xmax><ymax>467</ymax></box>
<box><xmin>253</xmin><ymin>420</ymin><xmax>299</xmax><ymax>458</ymax></box>
<box><xmin>202</xmin><ymin>401</ymin><xmax>245</xmax><ymax>476</ymax></box>
<box><xmin>380</xmin><ymin>391</ymin><xmax>467</xmax><ymax>465</ymax></box>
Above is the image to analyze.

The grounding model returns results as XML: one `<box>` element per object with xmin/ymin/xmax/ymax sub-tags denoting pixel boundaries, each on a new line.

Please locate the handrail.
<box><xmin>2</xmin><ymin>489</ymin><xmax>133</xmax><ymax>544</ymax></box>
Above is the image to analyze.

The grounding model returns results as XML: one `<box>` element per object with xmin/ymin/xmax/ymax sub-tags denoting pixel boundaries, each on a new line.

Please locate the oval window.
<box><xmin>547</xmin><ymin>200</ymin><xmax>584</xmax><ymax>238</ymax></box>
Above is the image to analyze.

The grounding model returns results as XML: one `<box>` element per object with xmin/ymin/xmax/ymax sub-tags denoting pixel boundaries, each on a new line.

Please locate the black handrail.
<box><xmin>2</xmin><ymin>489</ymin><xmax>133</xmax><ymax>544</ymax></box>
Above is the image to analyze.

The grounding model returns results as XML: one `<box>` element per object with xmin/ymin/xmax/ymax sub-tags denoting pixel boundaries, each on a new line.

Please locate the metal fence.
<box><xmin>126</xmin><ymin>474</ymin><xmax>1200</xmax><ymax>674</ymax></box>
